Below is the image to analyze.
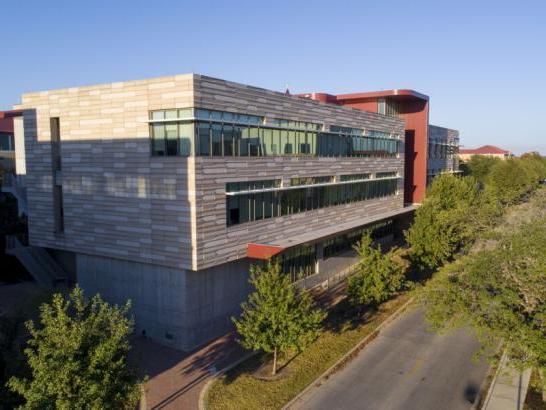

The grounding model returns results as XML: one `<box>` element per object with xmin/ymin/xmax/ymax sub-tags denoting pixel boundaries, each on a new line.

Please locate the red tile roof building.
<box><xmin>458</xmin><ymin>145</ymin><xmax>511</xmax><ymax>161</ymax></box>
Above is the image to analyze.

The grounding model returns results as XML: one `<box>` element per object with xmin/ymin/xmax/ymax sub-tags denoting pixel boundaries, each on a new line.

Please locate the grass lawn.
<box><xmin>205</xmin><ymin>291</ymin><xmax>412</xmax><ymax>410</ymax></box>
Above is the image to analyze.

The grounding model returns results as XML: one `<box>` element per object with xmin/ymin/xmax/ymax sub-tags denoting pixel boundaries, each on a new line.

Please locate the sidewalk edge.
<box><xmin>197</xmin><ymin>351</ymin><xmax>257</xmax><ymax>410</ymax></box>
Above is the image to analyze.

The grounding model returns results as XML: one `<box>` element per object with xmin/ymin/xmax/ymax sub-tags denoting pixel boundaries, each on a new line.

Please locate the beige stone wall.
<box><xmin>17</xmin><ymin>75</ymin><xmax>197</xmax><ymax>270</ymax></box>
<box><xmin>13</xmin><ymin>116</ymin><xmax>26</xmax><ymax>175</ymax></box>
<box><xmin>17</xmin><ymin>73</ymin><xmax>406</xmax><ymax>272</ymax></box>
<box><xmin>458</xmin><ymin>153</ymin><xmax>508</xmax><ymax>162</ymax></box>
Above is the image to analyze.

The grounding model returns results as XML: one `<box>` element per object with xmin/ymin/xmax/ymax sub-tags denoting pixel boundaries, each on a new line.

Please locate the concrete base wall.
<box><xmin>47</xmin><ymin>248</ymin><xmax>77</xmax><ymax>283</ymax></box>
<box><xmin>76</xmin><ymin>253</ymin><xmax>252</xmax><ymax>352</ymax></box>
<box><xmin>71</xmin><ymin>221</ymin><xmax>403</xmax><ymax>352</ymax></box>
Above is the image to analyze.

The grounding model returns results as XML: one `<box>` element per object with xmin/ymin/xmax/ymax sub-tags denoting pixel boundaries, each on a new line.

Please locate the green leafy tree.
<box><xmin>405</xmin><ymin>174</ymin><xmax>499</xmax><ymax>269</ymax></box>
<box><xmin>347</xmin><ymin>234</ymin><xmax>405</xmax><ymax>307</ymax></box>
<box><xmin>8</xmin><ymin>286</ymin><xmax>142</xmax><ymax>409</ymax></box>
<box><xmin>464</xmin><ymin>155</ymin><xmax>501</xmax><ymax>185</ymax></box>
<box><xmin>485</xmin><ymin>158</ymin><xmax>537</xmax><ymax>205</ymax></box>
<box><xmin>232</xmin><ymin>263</ymin><xmax>325</xmax><ymax>375</ymax></box>
<box><xmin>420</xmin><ymin>218</ymin><xmax>546</xmax><ymax>385</ymax></box>
<box><xmin>520</xmin><ymin>152</ymin><xmax>546</xmax><ymax>182</ymax></box>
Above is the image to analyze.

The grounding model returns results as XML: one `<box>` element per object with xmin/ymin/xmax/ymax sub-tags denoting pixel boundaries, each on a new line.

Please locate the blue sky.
<box><xmin>2</xmin><ymin>0</ymin><xmax>545</xmax><ymax>154</ymax></box>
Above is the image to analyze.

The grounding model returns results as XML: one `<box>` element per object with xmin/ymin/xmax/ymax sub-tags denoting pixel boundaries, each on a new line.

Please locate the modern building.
<box><xmin>458</xmin><ymin>145</ymin><xmax>511</xmax><ymax>161</ymax></box>
<box><xmin>11</xmin><ymin>74</ymin><xmax>458</xmax><ymax>351</ymax></box>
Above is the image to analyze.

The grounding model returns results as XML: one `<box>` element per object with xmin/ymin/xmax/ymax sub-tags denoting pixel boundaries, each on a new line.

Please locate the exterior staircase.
<box><xmin>1</xmin><ymin>173</ymin><xmax>28</xmax><ymax>216</ymax></box>
<box><xmin>5</xmin><ymin>235</ymin><xmax>67</xmax><ymax>287</ymax></box>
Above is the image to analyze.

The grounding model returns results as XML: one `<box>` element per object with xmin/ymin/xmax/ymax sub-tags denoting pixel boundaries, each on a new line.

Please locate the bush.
<box><xmin>347</xmin><ymin>234</ymin><xmax>405</xmax><ymax>307</ymax></box>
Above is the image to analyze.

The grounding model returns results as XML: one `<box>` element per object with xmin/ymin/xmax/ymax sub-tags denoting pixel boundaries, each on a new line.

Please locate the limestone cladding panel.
<box><xmin>193</xmin><ymin>156</ymin><xmax>405</xmax><ymax>271</ymax></box>
<box><xmin>191</xmin><ymin>75</ymin><xmax>406</xmax><ymax>271</ymax></box>
<box><xmin>18</xmin><ymin>75</ymin><xmax>196</xmax><ymax>270</ymax></box>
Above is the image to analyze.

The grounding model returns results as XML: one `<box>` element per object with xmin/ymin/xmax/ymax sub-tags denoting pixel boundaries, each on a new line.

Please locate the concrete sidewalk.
<box><xmin>482</xmin><ymin>353</ymin><xmax>531</xmax><ymax>410</ymax></box>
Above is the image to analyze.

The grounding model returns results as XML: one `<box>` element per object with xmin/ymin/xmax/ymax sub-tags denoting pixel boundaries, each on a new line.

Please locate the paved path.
<box><xmin>291</xmin><ymin>308</ymin><xmax>490</xmax><ymax>410</ymax></box>
<box><xmin>482</xmin><ymin>353</ymin><xmax>531</xmax><ymax>410</ymax></box>
<box><xmin>131</xmin><ymin>332</ymin><xmax>245</xmax><ymax>410</ymax></box>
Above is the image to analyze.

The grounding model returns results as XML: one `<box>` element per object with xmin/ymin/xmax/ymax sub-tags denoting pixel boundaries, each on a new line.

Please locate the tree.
<box><xmin>464</xmin><ymin>155</ymin><xmax>501</xmax><ymax>185</ymax></box>
<box><xmin>419</xmin><ymin>218</ymin><xmax>546</xmax><ymax>385</ymax></box>
<box><xmin>9</xmin><ymin>286</ymin><xmax>142</xmax><ymax>409</ymax></box>
<box><xmin>347</xmin><ymin>234</ymin><xmax>405</xmax><ymax>307</ymax></box>
<box><xmin>486</xmin><ymin>158</ymin><xmax>537</xmax><ymax>205</ymax></box>
<box><xmin>232</xmin><ymin>263</ymin><xmax>325</xmax><ymax>375</ymax></box>
<box><xmin>405</xmin><ymin>174</ymin><xmax>499</xmax><ymax>269</ymax></box>
<box><xmin>520</xmin><ymin>152</ymin><xmax>546</xmax><ymax>182</ymax></box>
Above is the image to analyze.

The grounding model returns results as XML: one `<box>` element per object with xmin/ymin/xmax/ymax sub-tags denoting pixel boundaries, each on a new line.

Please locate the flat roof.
<box><xmin>247</xmin><ymin>205</ymin><xmax>416</xmax><ymax>259</ymax></box>
<box><xmin>335</xmin><ymin>89</ymin><xmax>429</xmax><ymax>102</ymax></box>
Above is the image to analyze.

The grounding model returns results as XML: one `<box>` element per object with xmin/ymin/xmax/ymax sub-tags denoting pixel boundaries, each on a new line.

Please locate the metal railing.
<box><xmin>295</xmin><ymin>260</ymin><xmax>360</xmax><ymax>291</ymax></box>
<box><xmin>5</xmin><ymin>233</ymin><xmax>27</xmax><ymax>250</ymax></box>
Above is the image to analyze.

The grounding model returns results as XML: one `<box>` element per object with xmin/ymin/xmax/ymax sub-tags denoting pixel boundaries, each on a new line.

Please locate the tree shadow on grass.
<box><xmin>322</xmin><ymin>298</ymin><xmax>378</xmax><ymax>335</ymax></box>
<box><xmin>221</xmin><ymin>352</ymin><xmax>266</xmax><ymax>384</ymax></box>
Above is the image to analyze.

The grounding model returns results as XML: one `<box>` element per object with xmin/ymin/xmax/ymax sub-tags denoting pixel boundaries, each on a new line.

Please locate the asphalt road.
<box><xmin>293</xmin><ymin>307</ymin><xmax>490</xmax><ymax>410</ymax></box>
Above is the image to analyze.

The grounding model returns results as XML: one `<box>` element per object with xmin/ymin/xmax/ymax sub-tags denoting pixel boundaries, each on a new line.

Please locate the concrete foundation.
<box><xmin>70</xmin><ymin>219</ymin><xmax>405</xmax><ymax>352</ymax></box>
<box><xmin>76</xmin><ymin>253</ymin><xmax>252</xmax><ymax>352</ymax></box>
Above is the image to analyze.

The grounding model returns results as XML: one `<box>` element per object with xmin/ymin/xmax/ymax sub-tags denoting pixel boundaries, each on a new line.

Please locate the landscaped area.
<box><xmin>205</xmin><ymin>291</ymin><xmax>412</xmax><ymax>410</ymax></box>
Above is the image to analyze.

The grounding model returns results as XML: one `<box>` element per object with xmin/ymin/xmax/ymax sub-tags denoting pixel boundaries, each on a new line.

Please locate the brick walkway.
<box><xmin>131</xmin><ymin>280</ymin><xmax>348</xmax><ymax>410</ymax></box>
<box><xmin>131</xmin><ymin>332</ymin><xmax>246</xmax><ymax>410</ymax></box>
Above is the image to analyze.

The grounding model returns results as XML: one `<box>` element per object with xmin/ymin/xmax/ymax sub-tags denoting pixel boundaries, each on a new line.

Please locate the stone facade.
<box><xmin>16</xmin><ymin>74</ymin><xmax>196</xmax><ymax>270</ymax></box>
<box><xmin>17</xmin><ymin>74</ymin><xmax>406</xmax><ymax>272</ymax></box>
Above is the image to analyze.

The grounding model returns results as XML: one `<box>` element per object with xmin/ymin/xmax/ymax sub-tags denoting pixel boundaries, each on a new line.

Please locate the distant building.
<box><xmin>299</xmin><ymin>90</ymin><xmax>461</xmax><ymax>202</ymax></box>
<box><xmin>427</xmin><ymin>125</ymin><xmax>459</xmax><ymax>185</ymax></box>
<box><xmin>0</xmin><ymin>111</ymin><xmax>16</xmax><ymax>172</ymax></box>
<box><xmin>0</xmin><ymin>110</ymin><xmax>26</xmax><ymax>215</ymax></box>
<box><xmin>458</xmin><ymin>145</ymin><xmax>511</xmax><ymax>162</ymax></box>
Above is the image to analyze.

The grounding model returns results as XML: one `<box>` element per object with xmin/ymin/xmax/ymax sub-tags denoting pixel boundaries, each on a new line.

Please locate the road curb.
<box><xmin>469</xmin><ymin>345</ymin><xmax>502</xmax><ymax>410</ymax></box>
<box><xmin>477</xmin><ymin>352</ymin><xmax>506</xmax><ymax>410</ymax></box>
<box><xmin>198</xmin><ymin>351</ymin><xmax>257</xmax><ymax>410</ymax></box>
<box><xmin>480</xmin><ymin>351</ymin><xmax>532</xmax><ymax>410</ymax></box>
<box><xmin>282</xmin><ymin>296</ymin><xmax>415</xmax><ymax>410</ymax></box>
